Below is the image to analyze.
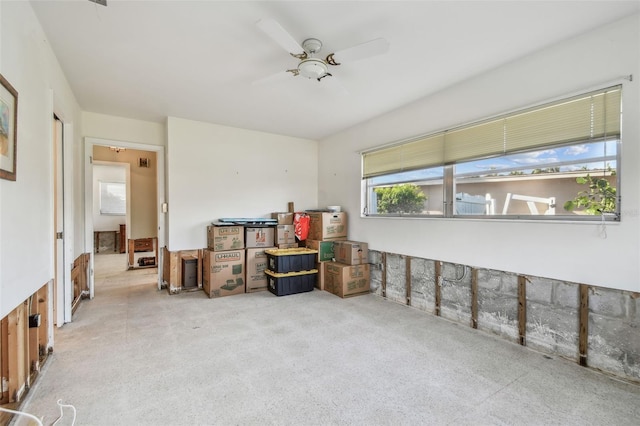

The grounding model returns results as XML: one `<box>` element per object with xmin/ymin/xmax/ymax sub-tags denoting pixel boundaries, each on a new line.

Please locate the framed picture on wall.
<box><xmin>0</xmin><ymin>73</ymin><xmax>18</xmax><ymax>181</ymax></box>
<box><xmin>139</xmin><ymin>157</ymin><xmax>150</xmax><ymax>168</ymax></box>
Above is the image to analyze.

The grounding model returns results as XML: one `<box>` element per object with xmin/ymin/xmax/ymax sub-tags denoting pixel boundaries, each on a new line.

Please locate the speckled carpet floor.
<box><xmin>15</xmin><ymin>254</ymin><xmax>640</xmax><ymax>425</ymax></box>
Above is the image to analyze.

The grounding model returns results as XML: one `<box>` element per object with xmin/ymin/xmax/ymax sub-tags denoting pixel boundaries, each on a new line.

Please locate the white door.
<box><xmin>54</xmin><ymin>116</ymin><xmax>65</xmax><ymax>326</ymax></box>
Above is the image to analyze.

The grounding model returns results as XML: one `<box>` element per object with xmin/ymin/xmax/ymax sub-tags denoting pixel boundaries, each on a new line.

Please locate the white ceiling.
<box><xmin>30</xmin><ymin>0</ymin><xmax>640</xmax><ymax>140</ymax></box>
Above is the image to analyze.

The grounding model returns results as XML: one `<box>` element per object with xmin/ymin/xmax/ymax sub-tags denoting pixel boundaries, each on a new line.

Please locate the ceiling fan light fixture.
<box><xmin>298</xmin><ymin>58</ymin><xmax>328</xmax><ymax>80</ymax></box>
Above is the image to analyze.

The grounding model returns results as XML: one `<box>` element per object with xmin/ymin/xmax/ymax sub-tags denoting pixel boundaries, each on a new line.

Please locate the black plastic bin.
<box><xmin>265</xmin><ymin>269</ymin><xmax>317</xmax><ymax>296</ymax></box>
<box><xmin>265</xmin><ymin>248</ymin><xmax>317</xmax><ymax>273</ymax></box>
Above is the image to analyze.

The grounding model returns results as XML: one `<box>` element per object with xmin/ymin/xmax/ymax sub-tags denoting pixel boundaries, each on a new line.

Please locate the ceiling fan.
<box><xmin>255</xmin><ymin>18</ymin><xmax>389</xmax><ymax>83</ymax></box>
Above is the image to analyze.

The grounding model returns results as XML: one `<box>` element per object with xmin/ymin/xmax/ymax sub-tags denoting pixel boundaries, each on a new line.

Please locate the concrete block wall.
<box><xmin>368</xmin><ymin>249</ymin><xmax>640</xmax><ymax>383</ymax></box>
<box><xmin>476</xmin><ymin>269</ymin><xmax>519</xmax><ymax>343</ymax></box>
<box><xmin>369</xmin><ymin>250</ymin><xmax>383</xmax><ymax>296</ymax></box>
<box><xmin>440</xmin><ymin>263</ymin><xmax>472</xmax><ymax>325</ymax></box>
<box><xmin>588</xmin><ymin>288</ymin><xmax>640</xmax><ymax>379</ymax></box>
<box><xmin>385</xmin><ymin>253</ymin><xmax>407</xmax><ymax>305</ymax></box>
<box><xmin>526</xmin><ymin>278</ymin><xmax>579</xmax><ymax>360</ymax></box>
<box><xmin>410</xmin><ymin>257</ymin><xmax>437</xmax><ymax>315</ymax></box>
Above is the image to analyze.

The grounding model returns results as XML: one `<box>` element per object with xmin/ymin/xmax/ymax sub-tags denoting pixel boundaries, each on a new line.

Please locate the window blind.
<box><xmin>443</xmin><ymin>118</ymin><xmax>504</xmax><ymax>164</ymax></box>
<box><xmin>362</xmin><ymin>133</ymin><xmax>444</xmax><ymax>178</ymax></box>
<box><xmin>100</xmin><ymin>181</ymin><xmax>126</xmax><ymax>215</ymax></box>
<box><xmin>362</xmin><ymin>85</ymin><xmax>621</xmax><ymax>179</ymax></box>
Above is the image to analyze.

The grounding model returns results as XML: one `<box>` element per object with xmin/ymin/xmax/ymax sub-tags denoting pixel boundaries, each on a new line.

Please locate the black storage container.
<box><xmin>182</xmin><ymin>257</ymin><xmax>198</xmax><ymax>288</ymax></box>
<box><xmin>265</xmin><ymin>269</ymin><xmax>317</xmax><ymax>296</ymax></box>
<box><xmin>265</xmin><ymin>248</ymin><xmax>317</xmax><ymax>273</ymax></box>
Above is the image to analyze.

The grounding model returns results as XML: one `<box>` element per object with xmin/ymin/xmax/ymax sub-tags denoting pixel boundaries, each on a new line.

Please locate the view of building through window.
<box><xmin>365</xmin><ymin>139</ymin><xmax>618</xmax><ymax>219</ymax></box>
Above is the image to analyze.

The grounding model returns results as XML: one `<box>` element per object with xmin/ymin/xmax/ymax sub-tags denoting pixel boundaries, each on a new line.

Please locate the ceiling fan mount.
<box><xmin>288</xmin><ymin>39</ymin><xmax>331</xmax><ymax>80</ymax></box>
<box><xmin>301</xmin><ymin>38</ymin><xmax>323</xmax><ymax>55</ymax></box>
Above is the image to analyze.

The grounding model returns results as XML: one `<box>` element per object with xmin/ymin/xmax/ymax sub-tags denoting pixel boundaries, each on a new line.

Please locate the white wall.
<box><xmin>82</xmin><ymin>111</ymin><xmax>166</xmax><ymax>147</ymax></box>
<box><xmin>82</xmin><ymin>113</ymin><xmax>166</xmax><ymax>242</ymax></box>
<box><xmin>167</xmin><ymin>117</ymin><xmax>318</xmax><ymax>250</ymax></box>
<box><xmin>0</xmin><ymin>2</ymin><xmax>82</xmax><ymax>318</ymax></box>
<box><xmin>318</xmin><ymin>14</ymin><xmax>640</xmax><ymax>292</ymax></box>
<box><xmin>92</xmin><ymin>164</ymin><xmax>126</xmax><ymax>232</ymax></box>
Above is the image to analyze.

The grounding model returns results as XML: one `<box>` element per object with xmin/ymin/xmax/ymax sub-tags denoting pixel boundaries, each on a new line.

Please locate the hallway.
<box><xmin>16</xmin><ymin>255</ymin><xmax>640</xmax><ymax>425</ymax></box>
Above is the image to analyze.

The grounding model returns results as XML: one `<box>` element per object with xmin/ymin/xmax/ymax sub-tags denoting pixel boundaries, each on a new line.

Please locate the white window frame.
<box><xmin>362</xmin><ymin>86</ymin><xmax>622</xmax><ymax>221</ymax></box>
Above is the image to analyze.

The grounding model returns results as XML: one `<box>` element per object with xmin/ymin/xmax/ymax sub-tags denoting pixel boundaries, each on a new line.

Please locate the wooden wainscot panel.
<box><xmin>71</xmin><ymin>253</ymin><xmax>91</xmax><ymax>313</ymax></box>
<box><xmin>1</xmin><ymin>315</ymin><xmax>9</xmax><ymax>405</ymax></box>
<box><xmin>36</xmin><ymin>283</ymin><xmax>50</xmax><ymax>365</ymax></box>
<box><xmin>1</xmin><ymin>284</ymin><xmax>53</xmax><ymax>421</ymax></box>
<box><xmin>179</xmin><ymin>250</ymin><xmax>202</xmax><ymax>293</ymax></box>
<box><xmin>165</xmin><ymin>248</ymin><xmax>180</xmax><ymax>294</ymax></box>
<box><xmin>8</xmin><ymin>302</ymin><xmax>28</xmax><ymax>403</ymax></box>
<box><xmin>164</xmin><ymin>248</ymin><xmax>203</xmax><ymax>294</ymax></box>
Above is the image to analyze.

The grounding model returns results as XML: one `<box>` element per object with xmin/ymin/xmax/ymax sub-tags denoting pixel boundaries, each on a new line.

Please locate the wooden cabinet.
<box><xmin>119</xmin><ymin>224</ymin><xmax>126</xmax><ymax>253</ymax></box>
<box><xmin>134</xmin><ymin>238</ymin><xmax>154</xmax><ymax>252</ymax></box>
<box><xmin>128</xmin><ymin>237</ymin><xmax>158</xmax><ymax>269</ymax></box>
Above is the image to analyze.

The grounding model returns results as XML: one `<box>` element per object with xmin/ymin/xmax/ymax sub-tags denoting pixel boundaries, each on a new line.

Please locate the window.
<box><xmin>99</xmin><ymin>181</ymin><xmax>126</xmax><ymax>215</ymax></box>
<box><xmin>362</xmin><ymin>86</ymin><xmax>621</xmax><ymax>220</ymax></box>
<box><xmin>365</xmin><ymin>166</ymin><xmax>444</xmax><ymax>215</ymax></box>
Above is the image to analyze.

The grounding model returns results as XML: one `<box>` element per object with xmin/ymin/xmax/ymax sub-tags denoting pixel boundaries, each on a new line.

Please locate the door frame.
<box><xmin>50</xmin><ymin>95</ymin><xmax>74</xmax><ymax>330</ymax></box>
<box><xmin>84</xmin><ymin>137</ymin><xmax>166</xmax><ymax>296</ymax></box>
<box><xmin>53</xmin><ymin>116</ymin><xmax>65</xmax><ymax>328</ymax></box>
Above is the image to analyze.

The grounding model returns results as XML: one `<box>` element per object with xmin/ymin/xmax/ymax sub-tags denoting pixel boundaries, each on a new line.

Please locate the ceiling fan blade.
<box><xmin>256</xmin><ymin>18</ymin><xmax>304</xmax><ymax>56</ymax></box>
<box><xmin>323</xmin><ymin>75</ymin><xmax>349</xmax><ymax>96</ymax></box>
<box><xmin>327</xmin><ymin>38</ymin><xmax>389</xmax><ymax>65</ymax></box>
<box><xmin>251</xmin><ymin>69</ymin><xmax>294</xmax><ymax>86</ymax></box>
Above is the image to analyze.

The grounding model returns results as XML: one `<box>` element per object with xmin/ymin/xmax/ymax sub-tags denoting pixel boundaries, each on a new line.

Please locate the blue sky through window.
<box><xmin>369</xmin><ymin>140</ymin><xmax>617</xmax><ymax>185</ymax></box>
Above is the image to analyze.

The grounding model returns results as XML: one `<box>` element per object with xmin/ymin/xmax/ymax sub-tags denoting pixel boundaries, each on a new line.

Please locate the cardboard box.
<box><xmin>324</xmin><ymin>262</ymin><xmax>370</xmax><ymax>298</ymax></box>
<box><xmin>203</xmin><ymin>249</ymin><xmax>245</xmax><ymax>298</ymax></box>
<box><xmin>246</xmin><ymin>247</ymin><xmax>273</xmax><ymax>293</ymax></box>
<box><xmin>245</xmin><ymin>227</ymin><xmax>275</xmax><ymax>248</ymax></box>
<box><xmin>333</xmin><ymin>241</ymin><xmax>369</xmax><ymax>265</ymax></box>
<box><xmin>207</xmin><ymin>225</ymin><xmax>244</xmax><ymax>251</ymax></box>
<box><xmin>275</xmin><ymin>224</ymin><xmax>296</xmax><ymax>245</ymax></box>
<box><xmin>316</xmin><ymin>261</ymin><xmax>327</xmax><ymax>290</ymax></box>
<box><xmin>271</xmin><ymin>212</ymin><xmax>294</xmax><ymax>225</ymax></box>
<box><xmin>305</xmin><ymin>238</ymin><xmax>347</xmax><ymax>262</ymax></box>
<box><xmin>307</xmin><ymin>212</ymin><xmax>347</xmax><ymax>240</ymax></box>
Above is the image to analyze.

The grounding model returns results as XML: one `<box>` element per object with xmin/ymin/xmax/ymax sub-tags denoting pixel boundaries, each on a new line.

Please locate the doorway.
<box><xmin>84</xmin><ymin>138</ymin><xmax>166</xmax><ymax>297</ymax></box>
<box><xmin>92</xmin><ymin>162</ymin><xmax>130</xmax><ymax>276</ymax></box>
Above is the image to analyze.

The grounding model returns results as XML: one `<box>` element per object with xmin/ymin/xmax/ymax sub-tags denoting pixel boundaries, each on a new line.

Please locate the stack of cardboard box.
<box><xmin>303</xmin><ymin>211</ymin><xmax>371</xmax><ymax>298</ymax></box>
<box><xmin>201</xmin><ymin>211</ymin><xmax>370</xmax><ymax>299</ymax></box>
<box><xmin>271</xmin><ymin>212</ymin><xmax>298</xmax><ymax>248</ymax></box>
<box><xmin>203</xmin><ymin>224</ymin><xmax>246</xmax><ymax>298</ymax></box>
<box><xmin>324</xmin><ymin>240</ymin><xmax>370</xmax><ymax>298</ymax></box>
<box><xmin>244</xmin><ymin>226</ymin><xmax>276</xmax><ymax>293</ymax></box>
<box><xmin>304</xmin><ymin>211</ymin><xmax>348</xmax><ymax>291</ymax></box>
